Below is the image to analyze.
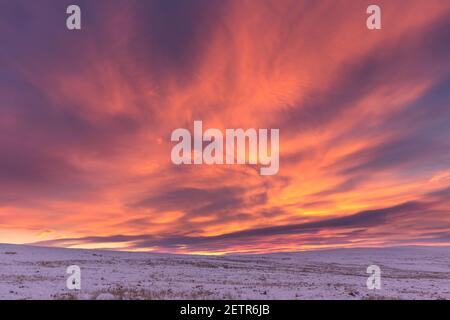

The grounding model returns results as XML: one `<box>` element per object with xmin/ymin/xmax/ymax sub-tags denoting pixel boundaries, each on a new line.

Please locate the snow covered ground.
<box><xmin>1</xmin><ymin>244</ymin><xmax>449</xmax><ymax>300</ymax></box>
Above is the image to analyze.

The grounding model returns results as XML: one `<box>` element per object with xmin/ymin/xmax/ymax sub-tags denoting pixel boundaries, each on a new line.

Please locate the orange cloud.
<box><xmin>1</xmin><ymin>0</ymin><xmax>450</xmax><ymax>253</ymax></box>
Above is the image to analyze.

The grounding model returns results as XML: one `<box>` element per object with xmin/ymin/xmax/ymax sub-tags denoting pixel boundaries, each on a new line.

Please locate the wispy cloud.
<box><xmin>1</xmin><ymin>0</ymin><xmax>450</xmax><ymax>252</ymax></box>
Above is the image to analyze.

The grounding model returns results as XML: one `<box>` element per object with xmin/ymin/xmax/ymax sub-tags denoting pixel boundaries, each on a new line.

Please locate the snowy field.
<box><xmin>1</xmin><ymin>244</ymin><xmax>449</xmax><ymax>300</ymax></box>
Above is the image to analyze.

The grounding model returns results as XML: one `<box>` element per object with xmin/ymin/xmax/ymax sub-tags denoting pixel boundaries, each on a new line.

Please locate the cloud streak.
<box><xmin>32</xmin><ymin>187</ymin><xmax>450</xmax><ymax>253</ymax></box>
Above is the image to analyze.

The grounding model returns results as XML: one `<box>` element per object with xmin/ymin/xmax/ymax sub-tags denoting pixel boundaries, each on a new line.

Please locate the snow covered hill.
<box><xmin>1</xmin><ymin>244</ymin><xmax>449</xmax><ymax>300</ymax></box>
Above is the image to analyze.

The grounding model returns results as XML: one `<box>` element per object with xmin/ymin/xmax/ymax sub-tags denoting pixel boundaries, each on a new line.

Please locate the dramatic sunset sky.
<box><xmin>1</xmin><ymin>0</ymin><xmax>450</xmax><ymax>254</ymax></box>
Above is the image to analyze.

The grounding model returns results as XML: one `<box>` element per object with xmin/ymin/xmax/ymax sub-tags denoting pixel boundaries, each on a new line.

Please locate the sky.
<box><xmin>0</xmin><ymin>0</ymin><xmax>450</xmax><ymax>254</ymax></box>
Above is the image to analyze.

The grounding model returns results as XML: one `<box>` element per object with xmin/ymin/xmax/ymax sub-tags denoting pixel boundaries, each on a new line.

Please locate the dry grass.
<box><xmin>53</xmin><ymin>285</ymin><xmax>237</xmax><ymax>300</ymax></box>
<box><xmin>362</xmin><ymin>295</ymin><xmax>401</xmax><ymax>300</ymax></box>
<box><xmin>92</xmin><ymin>285</ymin><xmax>226</xmax><ymax>300</ymax></box>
